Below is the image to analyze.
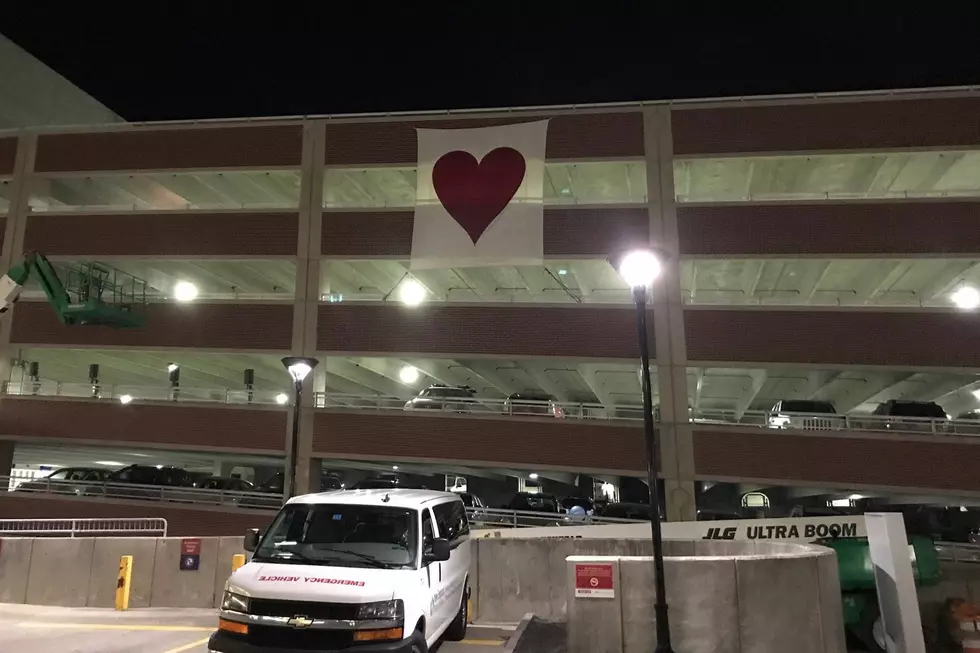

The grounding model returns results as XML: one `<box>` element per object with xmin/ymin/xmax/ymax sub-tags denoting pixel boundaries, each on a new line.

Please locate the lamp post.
<box><xmin>281</xmin><ymin>356</ymin><xmax>318</xmax><ymax>501</ymax></box>
<box><xmin>615</xmin><ymin>248</ymin><xmax>674</xmax><ymax>653</ymax></box>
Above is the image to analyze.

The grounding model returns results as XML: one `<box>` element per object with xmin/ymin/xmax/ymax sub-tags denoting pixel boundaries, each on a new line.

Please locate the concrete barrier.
<box><xmin>26</xmin><ymin>538</ymin><xmax>96</xmax><ymax>607</ymax></box>
<box><xmin>566</xmin><ymin>540</ymin><xmax>846</xmax><ymax>653</ymax></box>
<box><xmin>0</xmin><ymin>537</ymin><xmax>34</xmax><ymax>603</ymax></box>
<box><xmin>150</xmin><ymin>537</ymin><xmax>220</xmax><ymax>608</ymax></box>
<box><xmin>87</xmin><ymin>537</ymin><xmax>157</xmax><ymax>608</ymax></box>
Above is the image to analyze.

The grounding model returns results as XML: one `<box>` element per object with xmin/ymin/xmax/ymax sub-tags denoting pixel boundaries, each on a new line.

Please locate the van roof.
<box><xmin>286</xmin><ymin>488</ymin><xmax>461</xmax><ymax>509</ymax></box>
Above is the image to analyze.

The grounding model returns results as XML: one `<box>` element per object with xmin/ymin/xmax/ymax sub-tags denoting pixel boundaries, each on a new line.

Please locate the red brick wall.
<box><xmin>323</xmin><ymin>112</ymin><xmax>644</xmax><ymax>166</ymax></box>
<box><xmin>11</xmin><ymin>302</ymin><xmax>293</xmax><ymax>349</ymax></box>
<box><xmin>672</xmin><ymin>96</ymin><xmax>980</xmax><ymax>155</ymax></box>
<box><xmin>695</xmin><ymin>427</ymin><xmax>980</xmax><ymax>492</ymax></box>
<box><xmin>321</xmin><ymin>208</ymin><xmax>648</xmax><ymax>257</ymax></box>
<box><xmin>0</xmin><ymin>398</ymin><xmax>287</xmax><ymax>452</ymax></box>
<box><xmin>0</xmin><ymin>493</ymin><xmax>273</xmax><ymax>537</ymax></box>
<box><xmin>317</xmin><ymin>304</ymin><xmax>646</xmax><ymax>358</ymax></box>
<box><xmin>314</xmin><ymin>411</ymin><xmax>647</xmax><ymax>473</ymax></box>
<box><xmin>35</xmin><ymin>125</ymin><xmax>304</xmax><ymax>172</ymax></box>
<box><xmin>678</xmin><ymin>201</ymin><xmax>980</xmax><ymax>256</ymax></box>
<box><xmin>685</xmin><ymin>309</ymin><xmax>980</xmax><ymax>367</ymax></box>
<box><xmin>25</xmin><ymin>212</ymin><xmax>299</xmax><ymax>257</ymax></box>
<box><xmin>0</xmin><ymin>137</ymin><xmax>17</xmax><ymax>176</ymax></box>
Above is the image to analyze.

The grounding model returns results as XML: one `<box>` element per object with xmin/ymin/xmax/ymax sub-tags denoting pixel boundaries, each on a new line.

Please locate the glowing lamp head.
<box><xmin>118</xmin><ymin>394</ymin><xmax>133</xmax><ymax>405</ymax></box>
<box><xmin>275</xmin><ymin>393</ymin><xmax>289</xmax><ymax>405</ymax></box>
<box><xmin>617</xmin><ymin>250</ymin><xmax>662</xmax><ymax>289</ymax></box>
<box><xmin>281</xmin><ymin>356</ymin><xmax>319</xmax><ymax>384</ymax></box>
<box><xmin>173</xmin><ymin>281</ymin><xmax>199</xmax><ymax>302</ymax></box>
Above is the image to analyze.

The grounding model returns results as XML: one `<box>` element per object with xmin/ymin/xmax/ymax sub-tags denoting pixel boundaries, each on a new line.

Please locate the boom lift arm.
<box><xmin>0</xmin><ymin>252</ymin><xmax>146</xmax><ymax>328</ymax></box>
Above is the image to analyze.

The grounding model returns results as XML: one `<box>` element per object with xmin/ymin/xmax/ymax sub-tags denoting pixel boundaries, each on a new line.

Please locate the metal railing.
<box><xmin>934</xmin><ymin>541</ymin><xmax>980</xmax><ymax>563</ymax></box>
<box><xmin>2</xmin><ymin>475</ymin><xmax>640</xmax><ymax>528</ymax></box>
<box><xmin>0</xmin><ymin>517</ymin><xmax>168</xmax><ymax>537</ymax></box>
<box><xmin>4</xmin><ymin>382</ymin><xmax>979</xmax><ymax>438</ymax></box>
<box><xmin>4</xmin><ymin>381</ymin><xmax>288</xmax><ymax>406</ymax></box>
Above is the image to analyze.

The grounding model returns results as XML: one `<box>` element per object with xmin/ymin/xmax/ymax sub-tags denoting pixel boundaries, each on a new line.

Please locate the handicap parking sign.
<box><xmin>180</xmin><ymin>554</ymin><xmax>200</xmax><ymax>571</ymax></box>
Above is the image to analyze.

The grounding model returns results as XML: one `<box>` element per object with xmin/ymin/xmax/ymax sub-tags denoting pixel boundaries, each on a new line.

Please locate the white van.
<box><xmin>208</xmin><ymin>488</ymin><xmax>472</xmax><ymax>653</ymax></box>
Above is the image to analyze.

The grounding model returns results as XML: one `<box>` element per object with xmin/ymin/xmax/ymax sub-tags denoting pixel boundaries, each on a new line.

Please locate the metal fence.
<box><xmin>4</xmin><ymin>382</ymin><xmax>978</xmax><ymax>438</ymax></box>
<box><xmin>0</xmin><ymin>517</ymin><xmax>168</xmax><ymax>537</ymax></box>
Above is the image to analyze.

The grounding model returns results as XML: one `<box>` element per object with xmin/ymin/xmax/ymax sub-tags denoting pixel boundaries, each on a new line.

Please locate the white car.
<box><xmin>209</xmin><ymin>488</ymin><xmax>472</xmax><ymax>653</ymax></box>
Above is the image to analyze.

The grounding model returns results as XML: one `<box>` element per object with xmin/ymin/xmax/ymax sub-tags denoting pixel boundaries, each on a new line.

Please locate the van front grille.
<box><xmin>247</xmin><ymin>625</ymin><xmax>355</xmax><ymax>650</ymax></box>
<box><xmin>249</xmin><ymin>598</ymin><xmax>360</xmax><ymax>621</ymax></box>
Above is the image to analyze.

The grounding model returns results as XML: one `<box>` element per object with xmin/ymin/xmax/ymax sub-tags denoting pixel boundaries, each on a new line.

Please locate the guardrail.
<box><xmin>0</xmin><ymin>517</ymin><xmax>168</xmax><ymax>537</ymax></box>
<box><xmin>1</xmin><ymin>476</ymin><xmax>640</xmax><ymax>528</ymax></box>
<box><xmin>5</xmin><ymin>382</ymin><xmax>979</xmax><ymax>437</ymax></box>
<box><xmin>934</xmin><ymin>541</ymin><xmax>980</xmax><ymax>563</ymax></box>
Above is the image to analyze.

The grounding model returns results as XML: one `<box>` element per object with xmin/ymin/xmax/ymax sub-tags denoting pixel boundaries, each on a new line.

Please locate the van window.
<box><xmin>422</xmin><ymin>509</ymin><xmax>434</xmax><ymax>546</ymax></box>
<box><xmin>253</xmin><ymin>503</ymin><xmax>419</xmax><ymax>569</ymax></box>
<box><xmin>433</xmin><ymin>500</ymin><xmax>469</xmax><ymax>541</ymax></box>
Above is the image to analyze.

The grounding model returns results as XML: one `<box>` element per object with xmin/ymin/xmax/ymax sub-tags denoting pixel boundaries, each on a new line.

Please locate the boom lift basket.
<box><xmin>56</xmin><ymin>261</ymin><xmax>147</xmax><ymax>328</ymax></box>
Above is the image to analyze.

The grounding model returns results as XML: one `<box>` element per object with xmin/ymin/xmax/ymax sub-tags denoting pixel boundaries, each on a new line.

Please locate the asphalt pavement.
<box><xmin>0</xmin><ymin>603</ymin><xmax>511</xmax><ymax>652</ymax></box>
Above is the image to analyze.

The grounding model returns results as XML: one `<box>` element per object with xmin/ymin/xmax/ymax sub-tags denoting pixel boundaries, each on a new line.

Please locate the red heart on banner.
<box><xmin>431</xmin><ymin>147</ymin><xmax>527</xmax><ymax>244</ymax></box>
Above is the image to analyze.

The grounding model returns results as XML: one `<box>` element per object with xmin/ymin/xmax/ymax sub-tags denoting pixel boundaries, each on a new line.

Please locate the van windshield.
<box><xmin>252</xmin><ymin>503</ymin><xmax>418</xmax><ymax>570</ymax></box>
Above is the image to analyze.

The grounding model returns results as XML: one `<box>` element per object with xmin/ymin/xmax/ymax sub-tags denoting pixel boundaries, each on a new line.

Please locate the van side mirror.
<box><xmin>424</xmin><ymin>537</ymin><xmax>451</xmax><ymax>563</ymax></box>
<box><xmin>244</xmin><ymin>528</ymin><xmax>260</xmax><ymax>552</ymax></box>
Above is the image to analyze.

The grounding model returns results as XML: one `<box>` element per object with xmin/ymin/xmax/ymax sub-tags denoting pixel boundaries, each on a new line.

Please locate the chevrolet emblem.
<box><xmin>287</xmin><ymin>615</ymin><xmax>314</xmax><ymax>629</ymax></box>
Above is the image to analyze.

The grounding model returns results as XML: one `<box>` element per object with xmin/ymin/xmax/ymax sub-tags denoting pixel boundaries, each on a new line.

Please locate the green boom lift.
<box><xmin>0</xmin><ymin>251</ymin><xmax>147</xmax><ymax>328</ymax></box>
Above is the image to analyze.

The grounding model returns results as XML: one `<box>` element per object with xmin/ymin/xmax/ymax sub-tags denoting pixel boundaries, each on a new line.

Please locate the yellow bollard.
<box><xmin>231</xmin><ymin>553</ymin><xmax>246</xmax><ymax>572</ymax></box>
<box><xmin>115</xmin><ymin>555</ymin><xmax>133</xmax><ymax>611</ymax></box>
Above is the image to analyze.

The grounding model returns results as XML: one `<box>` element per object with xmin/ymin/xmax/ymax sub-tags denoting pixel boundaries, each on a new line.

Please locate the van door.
<box><xmin>432</xmin><ymin>500</ymin><xmax>470</xmax><ymax>627</ymax></box>
<box><xmin>420</xmin><ymin>507</ymin><xmax>445</xmax><ymax>636</ymax></box>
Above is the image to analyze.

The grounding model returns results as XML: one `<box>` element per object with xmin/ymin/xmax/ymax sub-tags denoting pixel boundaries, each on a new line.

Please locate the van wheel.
<box><xmin>409</xmin><ymin>628</ymin><xmax>428</xmax><ymax>653</ymax></box>
<box><xmin>444</xmin><ymin>586</ymin><xmax>468</xmax><ymax>641</ymax></box>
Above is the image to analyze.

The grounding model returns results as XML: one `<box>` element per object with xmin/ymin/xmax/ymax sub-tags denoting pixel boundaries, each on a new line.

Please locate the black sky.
<box><xmin>4</xmin><ymin>5</ymin><xmax>980</xmax><ymax>122</ymax></box>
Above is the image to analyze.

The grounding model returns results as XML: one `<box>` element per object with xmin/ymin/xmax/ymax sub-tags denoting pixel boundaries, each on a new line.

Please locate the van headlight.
<box><xmin>357</xmin><ymin>599</ymin><xmax>404</xmax><ymax>620</ymax></box>
<box><xmin>221</xmin><ymin>591</ymin><xmax>250</xmax><ymax>613</ymax></box>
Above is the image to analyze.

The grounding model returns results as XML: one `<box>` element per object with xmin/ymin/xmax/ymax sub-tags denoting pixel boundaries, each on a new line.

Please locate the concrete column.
<box><xmin>0</xmin><ymin>440</ymin><xmax>13</xmax><ymax>477</ymax></box>
<box><xmin>0</xmin><ymin>134</ymin><xmax>37</xmax><ymax>399</ymax></box>
<box><xmin>643</xmin><ymin>107</ymin><xmax>696</xmax><ymax>522</ymax></box>
<box><xmin>289</xmin><ymin>121</ymin><xmax>326</xmax><ymax>496</ymax></box>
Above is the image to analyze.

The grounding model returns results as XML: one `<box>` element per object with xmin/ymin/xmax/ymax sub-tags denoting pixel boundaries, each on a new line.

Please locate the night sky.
<box><xmin>4</xmin><ymin>5</ymin><xmax>980</xmax><ymax>122</ymax></box>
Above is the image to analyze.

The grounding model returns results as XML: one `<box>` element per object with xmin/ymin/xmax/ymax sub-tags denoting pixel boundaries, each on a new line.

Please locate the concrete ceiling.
<box><xmin>8</xmin><ymin>150</ymin><xmax>979</xmax><ymax>214</ymax></box>
<box><xmin>9</xmin><ymin>348</ymin><xmax>980</xmax><ymax>418</ymax></box>
<box><xmin>14</xmin><ymin>257</ymin><xmax>980</xmax><ymax>309</ymax></box>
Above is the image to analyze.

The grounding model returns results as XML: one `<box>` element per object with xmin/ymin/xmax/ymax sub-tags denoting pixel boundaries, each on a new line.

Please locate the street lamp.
<box><xmin>281</xmin><ymin>356</ymin><xmax>319</xmax><ymax>501</ymax></box>
<box><xmin>614</xmin><ymin>248</ymin><xmax>673</xmax><ymax>653</ymax></box>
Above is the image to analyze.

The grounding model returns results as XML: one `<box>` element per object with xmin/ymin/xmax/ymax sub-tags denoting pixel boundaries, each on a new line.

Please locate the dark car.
<box><xmin>403</xmin><ymin>384</ymin><xmax>477</xmax><ymax>413</ymax></box>
<box><xmin>600</xmin><ymin>502</ymin><xmax>659</xmax><ymax>521</ymax></box>
<box><xmin>870</xmin><ymin>399</ymin><xmax>948</xmax><ymax>432</ymax></box>
<box><xmin>506</xmin><ymin>492</ymin><xmax>560</xmax><ymax>513</ymax></box>
<box><xmin>767</xmin><ymin>399</ymin><xmax>844</xmax><ymax>431</ymax></box>
<box><xmin>503</xmin><ymin>392</ymin><xmax>564</xmax><ymax>418</ymax></box>
<box><xmin>14</xmin><ymin>467</ymin><xmax>109</xmax><ymax>495</ymax></box>
<box><xmin>560</xmin><ymin>496</ymin><xmax>595</xmax><ymax>514</ymax></box>
<box><xmin>350</xmin><ymin>474</ymin><xmax>429</xmax><ymax>490</ymax></box>
<box><xmin>196</xmin><ymin>476</ymin><xmax>255</xmax><ymax>492</ymax></box>
<box><xmin>85</xmin><ymin>464</ymin><xmax>199</xmax><ymax>502</ymax></box>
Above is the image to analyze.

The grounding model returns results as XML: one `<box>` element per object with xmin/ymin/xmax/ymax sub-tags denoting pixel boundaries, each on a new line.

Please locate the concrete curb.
<box><xmin>503</xmin><ymin>613</ymin><xmax>535</xmax><ymax>652</ymax></box>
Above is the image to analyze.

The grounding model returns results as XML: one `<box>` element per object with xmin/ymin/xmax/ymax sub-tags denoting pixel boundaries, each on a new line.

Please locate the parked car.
<box><xmin>560</xmin><ymin>496</ymin><xmax>595</xmax><ymax>515</ymax></box>
<box><xmin>767</xmin><ymin>399</ymin><xmax>845</xmax><ymax>430</ymax></box>
<box><xmin>950</xmin><ymin>410</ymin><xmax>980</xmax><ymax>435</ymax></box>
<box><xmin>196</xmin><ymin>476</ymin><xmax>256</xmax><ymax>492</ymax></box>
<box><xmin>869</xmin><ymin>399</ymin><xmax>948</xmax><ymax>432</ymax></box>
<box><xmin>598</xmin><ymin>501</ymin><xmax>658</xmax><ymax>521</ymax></box>
<box><xmin>13</xmin><ymin>466</ymin><xmax>109</xmax><ymax>495</ymax></box>
<box><xmin>85</xmin><ymin>464</ymin><xmax>199</xmax><ymax>502</ymax></box>
<box><xmin>351</xmin><ymin>474</ymin><xmax>430</xmax><ymax>490</ymax></box>
<box><xmin>503</xmin><ymin>391</ymin><xmax>564</xmax><ymax>418</ymax></box>
<box><xmin>404</xmin><ymin>384</ymin><xmax>477</xmax><ymax>413</ymax></box>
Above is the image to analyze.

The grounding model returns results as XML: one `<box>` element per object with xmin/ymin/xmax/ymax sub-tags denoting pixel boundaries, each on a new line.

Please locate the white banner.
<box><xmin>410</xmin><ymin>120</ymin><xmax>549</xmax><ymax>270</ymax></box>
<box><xmin>474</xmin><ymin>515</ymin><xmax>866</xmax><ymax>542</ymax></box>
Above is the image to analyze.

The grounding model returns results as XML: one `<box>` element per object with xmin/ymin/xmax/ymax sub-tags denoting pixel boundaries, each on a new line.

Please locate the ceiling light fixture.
<box><xmin>118</xmin><ymin>394</ymin><xmax>133</xmax><ymax>405</ymax></box>
<box><xmin>166</xmin><ymin>363</ymin><xmax>179</xmax><ymax>373</ymax></box>
<box><xmin>398</xmin><ymin>365</ymin><xmax>420</xmax><ymax>384</ymax></box>
<box><xmin>275</xmin><ymin>393</ymin><xmax>289</xmax><ymax>405</ymax></box>
<box><xmin>398</xmin><ymin>279</ymin><xmax>426</xmax><ymax>307</ymax></box>
<box><xmin>529</xmin><ymin>473</ymin><xmax>539</xmax><ymax>480</ymax></box>
<box><xmin>952</xmin><ymin>285</ymin><xmax>980</xmax><ymax>310</ymax></box>
<box><xmin>95</xmin><ymin>460</ymin><xmax>123</xmax><ymax>466</ymax></box>
<box><xmin>173</xmin><ymin>281</ymin><xmax>199</xmax><ymax>302</ymax></box>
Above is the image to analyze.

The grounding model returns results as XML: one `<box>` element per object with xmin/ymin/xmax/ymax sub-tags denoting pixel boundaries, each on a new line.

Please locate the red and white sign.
<box><xmin>574</xmin><ymin>563</ymin><xmax>615</xmax><ymax>599</ymax></box>
<box><xmin>180</xmin><ymin>538</ymin><xmax>202</xmax><ymax>556</ymax></box>
<box><xmin>410</xmin><ymin>120</ymin><xmax>549</xmax><ymax>270</ymax></box>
